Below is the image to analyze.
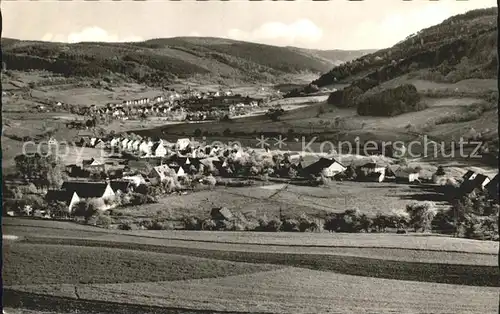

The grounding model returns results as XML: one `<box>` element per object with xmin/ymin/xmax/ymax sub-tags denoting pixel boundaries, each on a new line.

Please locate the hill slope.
<box><xmin>1</xmin><ymin>37</ymin><xmax>372</xmax><ymax>86</ymax></box>
<box><xmin>312</xmin><ymin>7</ymin><xmax>497</xmax><ymax>91</ymax></box>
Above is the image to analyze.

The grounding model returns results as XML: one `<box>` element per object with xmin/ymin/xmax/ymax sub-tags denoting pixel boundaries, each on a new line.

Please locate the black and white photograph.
<box><xmin>1</xmin><ymin>0</ymin><xmax>499</xmax><ymax>313</ymax></box>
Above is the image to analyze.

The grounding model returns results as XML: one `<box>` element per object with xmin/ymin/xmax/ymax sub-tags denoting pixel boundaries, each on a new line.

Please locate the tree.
<box><xmin>405</xmin><ymin>201</ymin><xmax>437</xmax><ymax>232</ymax></box>
<box><xmin>435</xmin><ymin>166</ymin><xmax>446</xmax><ymax>176</ymax></box>
<box><xmin>266</xmin><ymin>107</ymin><xmax>285</xmax><ymax>122</ymax></box>
<box><xmin>194</xmin><ymin>128</ymin><xmax>202</xmax><ymax>137</ymax></box>
<box><xmin>372</xmin><ymin>213</ymin><xmax>391</xmax><ymax>232</ymax></box>
<box><xmin>73</xmin><ymin>200</ymin><xmax>100</xmax><ymax>220</ymax></box>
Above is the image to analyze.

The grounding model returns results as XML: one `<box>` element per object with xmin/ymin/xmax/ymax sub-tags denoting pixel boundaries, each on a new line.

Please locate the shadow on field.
<box><xmin>397</xmin><ymin>184</ymin><xmax>450</xmax><ymax>203</ymax></box>
<box><xmin>4</xmin><ymin>289</ymin><xmax>271</xmax><ymax>314</ymax></box>
<box><xmin>20</xmin><ymin>237</ymin><xmax>499</xmax><ymax>288</ymax></box>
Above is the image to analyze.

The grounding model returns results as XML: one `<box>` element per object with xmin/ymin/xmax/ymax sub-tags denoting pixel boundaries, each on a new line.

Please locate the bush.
<box><xmin>201</xmin><ymin>219</ymin><xmax>217</xmax><ymax>231</ymax></box>
<box><xmin>203</xmin><ymin>175</ymin><xmax>217</xmax><ymax>187</ymax></box>
<box><xmin>325</xmin><ymin>210</ymin><xmax>371</xmax><ymax>233</ymax></box>
<box><xmin>372</xmin><ymin>212</ymin><xmax>392</xmax><ymax>232</ymax></box>
<box><xmin>281</xmin><ymin>219</ymin><xmax>300</xmax><ymax>232</ymax></box>
<box><xmin>139</xmin><ymin>218</ymin><xmax>175</xmax><ymax>230</ymax></box>
<box><xmin>182</xmin><ymin>216</ymin><xmax>201</xmax><ymax>230</ymax></box>
<box><xmin>87</xmin><ymin>213</ymin><xmax>113</xmax><ymax>228</ymax></box>
<box><xmin>118</xmin><ymin>222</ymin><xmax>133</xmax><ymax>230</ymax></box>
<box><xmin>73</xmin><ymin>199</ymin><xmax>102</xmax><ymax>219</ymax></box>
<box><xmin>405</xmin><ymin>201</ymin><xmax>438</xmax><ymax>232</ymax></box>
<box><xmin>431</xmin><ymin>209</ymin><xmax>455</xmax><ymax>234</ymax></box>
<box><xmin>256</xmin><ymin>216</ymin><xmax>282</xmax><ymax>232</ymax></box>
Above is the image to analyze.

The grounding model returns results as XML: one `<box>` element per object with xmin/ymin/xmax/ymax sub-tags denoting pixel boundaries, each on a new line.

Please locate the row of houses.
<box><xmin>460</xmin><ymin>170</ymin><xmax>498</xmax><ymax>201</ymax></box>
<box><xmin>299</xmin><ymin>158</ymin><xmax>420</xmax><ymax>183</ymax></box>
<box><xmin>46</xmin><ymin>175</ymin><xmax>149</xmax><ymax>214</ymax></box>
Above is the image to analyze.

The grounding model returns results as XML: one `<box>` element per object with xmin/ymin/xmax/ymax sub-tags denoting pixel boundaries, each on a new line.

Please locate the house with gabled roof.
<box><xmin>46</xmin><ymin>190</ymin><xmax>81</xmax><ymax>215</ymax></box>
<box><xmin>82</xmin><ymin>158</ymin><xmax>103</xmax><ymax>167</ymax></box>
<box><xmin>88</xmin><ymin>137</ymin><xmax>96</xmax><ymax>147</ymax></box>
<box><xmin>394</xmin><ymin>167</ymin><xmax>420</xmax><ymax>183</ymax></box>
<box><xmin>152</xmin><ymin>140</ymin><xmax>168</xmax><ymax>157</ymax></box>
<box><xmin>121</xmin><ymin>138</ymin><xmax>130</xmax><ymax>150</ymax></box>
<box><xmin>149</xmin><ymin>165</ymin><xmax>172</xmax><ymax>182</ymax></box>
<box><xmin>78</xmin><ymin>136</ymin><xmax>92</xmax><ymax>147</ymax></box>
<box><xmin>460</xmin><ymin>171</ymin><xmax>491</xmax><ymax>195</ymax></box>
<box><xmin>139</xmin><ymin>140</ymin><xmax>153</xmax><ymax>156</ymax></box>
<box><xmin>210</xmin><ymin>207</ymin><xmax>234</xmax><ymax>222</ymax></box>
<box><xmin>110</xmin><ymin>137</ymin><xmax>120</xmax><ymax>148</ymax></box>
<box><xmin>301</xmin><ymin>157</ymin><xmax>346</xmax><ymax>178</ymax></box>
<box><xmin>110</xmin><ymin>180</ymin><xmax>134</xmax><ymax>194</ymax></box>
<box><xmin>122</xmin><ymin>174</ymin><xmax>147</xmax><ymax>187</ymax></box>
<box><xmin>357</xmin><ymin>162</ymin><xmax>386</xmax><ymax>182</ymax></box>
<box><xmin>93</xmin><ymin>139</ymin><xmax>106</xmax><ymax>149</ymax></box>
<box><xmin>170</xmin><ymin>165</ymin><xmax>186</xmax><ymax>177</ymax></box>
<box><xmin>176</xmin><ymin>138</ymin><xmax>191</xmax><ymax>151</ymax></box>
<box><xmin>131</xmin><ymin>139</ymin><xmax>141</xmax><ymax>151</ymax></box>
<box><xmin>462</xmin><ymin>170</ymin><xmax>477</xmax><ymax>181</ymax></box>
<box><xmin>61</xmin><ymin>181</ymin><xmax>116</xmax><ymax>210</ymax></box>
<box><xmin>485</xmin><ymin>174</ymin><xmax>498</xmax><ymax>202</ymax></box>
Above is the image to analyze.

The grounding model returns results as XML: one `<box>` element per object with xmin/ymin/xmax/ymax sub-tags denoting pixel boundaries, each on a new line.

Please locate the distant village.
<box><xmin>37</xmin><ymin>88</ymin><xmax>278</xmax><ymax>128</ymax></box>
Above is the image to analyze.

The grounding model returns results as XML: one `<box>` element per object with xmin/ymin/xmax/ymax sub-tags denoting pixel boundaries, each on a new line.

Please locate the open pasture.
<box><xmin>114</xmin><ymin>181</ymin><xmax>451</xmax><ymax>222</ymax></box>
<box><xmin>4</xmin><ymin>237</ymin><xmax>498</xmax><ymax>314</ymax></box>
<box><xmin>48</xmin><ymin>268</ymin><xmax>496</xmax><ymax>314</ymax></box>
<box><xmin>3</xmin><ymin>242</ymin><xmax>279</xmax><ymax>286</ymax></box>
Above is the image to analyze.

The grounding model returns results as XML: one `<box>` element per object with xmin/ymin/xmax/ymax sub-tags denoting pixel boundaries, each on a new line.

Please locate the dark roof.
<box><xmin>128</xmin><ymin>160</ymin><xmax>153</xmax><ymax>171</ymax></box>
<box><xmin>61</xmin><ymin>181</ymin><xmax>111</xmax><ymax>199</ymax></box>
<box><xmin>395</xmin><ymin>167</ymin><xmax>419</xmax><ymax>176</ymax></box>
<box><xmin>485</xmin><ymin>174</ymin><xmax>499</xmax><ymax>201</ymax></box>
<box><xmin>302</xmin><ymin>158</ymin><xmax>345</xmax><ymax>175</ymax></box>
<box><xmin>110</xmin><ymin>180</ymin><xmax>132</xmax><ymax>193</ymax></box>
<box><xmin>46</xmin><ymin>190</ymin><xmax>77</xmax><ymax>205</ymax></box>
<box><xmin>170</xmin><ymin>155</ymin><xmax>200</xmax><ymax>167</ymax></box>
<box><xmin>79</xmin><ymin>137</ymin><xmax>91</xmax><ymax>145</ymax></box>
<box><xmin>461</xmin><ymin>173</ymin><xmax>491</xmax><ymax>194</ymax></box>
<box><xmin>360</xmin><ymin>162</ymin><xmax>384</xmax><ymax>169</ymax></box>
<box><xmin>463</xmin><ymin>170</ymin><xmax>476</xmax><ymax>180</ymax></box>
<box><xmin>151</xmin><ymin>142</ymin><xmax>164</xmax><ymax>152</ymax></box>
<box><xmin>210</xmin><ymin>207</ymin><xmax>234</xmax><ymax>221</ymax></box>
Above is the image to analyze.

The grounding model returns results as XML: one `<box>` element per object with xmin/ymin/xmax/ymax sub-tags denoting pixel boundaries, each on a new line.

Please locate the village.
<box><xmin>34</xmin><ymin>88</ymin><xmax>278</xmax><ymax>129</ymax></box>
<box><xmin>3</xmin><ymin>127</ymin><xmax>498</xmax><ymax>238</ymax></box>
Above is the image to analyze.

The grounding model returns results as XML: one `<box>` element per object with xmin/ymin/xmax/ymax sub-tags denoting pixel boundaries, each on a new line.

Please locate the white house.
<box><xmin>394</xmin><ymin>168</ymin><xmax>420</xmax><ymax>183</ymax></box>
<box><xmin>61</xmin><ymin>181</ymin><xmax>116</xmax><ymax>211</ymax></box>
<box><xmin>132</xmin><ymin>139</ymin><xmax>141</xmax><ymax>151</ymax></box>
<box><xmin>121</xmin><ymin>138</ymin><xmax>130</xmax><ymax>150</ymax></box>
<box><xmin>139</xmin><ymin>140</ymin><xmax>153</xmax><ymax>156</ymax></box>
<box><xmin>302</xmin><ymin>158</ymin><xmax>347</xmax><ymax>178</ymax></box>
<box><xmin>110</xmin><ymin>137</ymin><xmax>120</xmax><ymax>148</ymax></box>
<box><xmin>46</xmin><ymin>190</ymin><xmax>81</xmax><ymax>215</ymax></box>
<box><xmin>152</xmin><ymin>140</ymin><xmax>167</xmax><ymax>157</ymax></box>
<box><xmin>127</xmin><ymin>140</ymin><xmax>135</xmax><ymax>151</ymax></box>
<box><xmin>149</xmin><ymin>165</ymin><xmax>172</xmax><ymax>182</ymax></box>
<box><xmin>359</xmin><ymin>162</ymin><xmax>386</xmax><ymax>182</ymax></box>
<box><xmin>171</xmin><ymin>165</ymin><xmax>186</xmax><ymax>177</ymax></box>
<box><xmin>122</xmin><ymin>174</ymin><xmax>147</xmax><ymax>187</ymax></box>
<box><xmin>176</xmin><ymin>138</ymin><xmax>191</xmax><ymax>151</ymax></box>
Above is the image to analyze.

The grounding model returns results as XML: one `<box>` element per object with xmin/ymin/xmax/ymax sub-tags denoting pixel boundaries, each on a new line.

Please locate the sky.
<box><xmin>2</xmin><ymin>0</ymin><xmax>497</xmax><ymax>50</ymax></box>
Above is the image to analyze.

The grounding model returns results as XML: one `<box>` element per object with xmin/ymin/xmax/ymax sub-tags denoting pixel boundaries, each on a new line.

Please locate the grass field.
<box><xmin>4</xmin><ymin>217</ymin><xmax>498</xmax><ymax>313</ymax></box>
<box><xmin>3</xmin><ymin>243</ymin><xmax>279</xmax><ymax>286</ymax></box>
<box><xmin>7</xmin><ymin>267</ymin><xmax>499</xmax><ymax>314</ymax></box>
<box><xmin>112</xmin><ymin>181</ymin><xmax>451</xmax><ymax>223</ymax></box>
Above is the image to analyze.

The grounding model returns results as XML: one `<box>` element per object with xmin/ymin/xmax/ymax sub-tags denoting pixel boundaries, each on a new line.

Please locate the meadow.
<box><xmin>112</xmin><ymin>181</ymin><xmax>451</xmax><ymax>225</ymax></box>
<box><xmin>4</xmin><ymin>217</ymin><xmax>498</xmax><ymax>313</ymax></box>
